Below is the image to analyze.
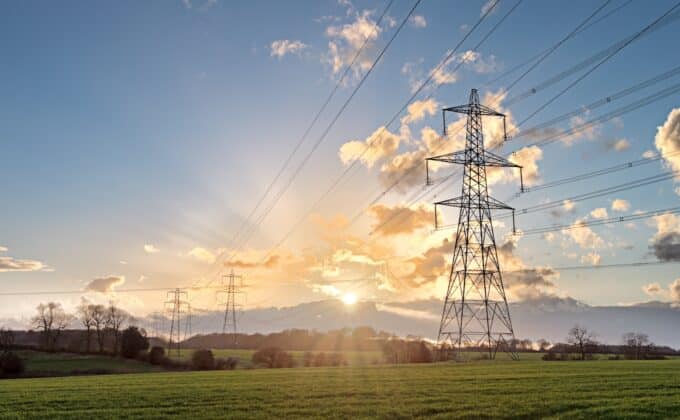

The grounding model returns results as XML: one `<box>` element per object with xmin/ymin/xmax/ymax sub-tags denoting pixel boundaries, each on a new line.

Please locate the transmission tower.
<box><xmin>217</xmin><ymin>270</ymin><xmax>243</xmax><ymax>347</ymax></box>
<box><xmin>164</xmin><ymin>288</ymin><xmax>190</xmax><ymax>358</ymax></box>
<box><xmin>426</xmin><ymin>89</ymin><xmax>523</xmax><ymax>360</ymax></box>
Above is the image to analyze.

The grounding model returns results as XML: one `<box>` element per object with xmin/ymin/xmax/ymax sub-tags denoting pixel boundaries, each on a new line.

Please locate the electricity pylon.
<box><xmin>217</xmin><ymin>270</ymin><xmax>243</xmax><ymax>347</ymax></box>
<box><xmin>164</xmin><ymin>288</ymin><xmax>190</xmax><ymax>358</ymax></box>
<box><xmin>426</xmin><ymin>89</ymin><xmax>523</xmax><ymax>360</ymax></box>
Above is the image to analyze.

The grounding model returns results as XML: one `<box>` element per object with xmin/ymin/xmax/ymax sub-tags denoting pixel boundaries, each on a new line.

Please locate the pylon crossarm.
<box><xmin>443</xmin><ymin>104</ymin><xmax>504</xmax><ymax>117</ymax></box>
<box><xmin>427</xmin><ymin>150</ymin><xmax>467</xmax><ymax>166</ymax></box>
<box><xmin>484</xmin><ymin>150</ymin><xmax>522</xmax><ymax>168</ymax></box>
<box><xmin>435</xmin><ymin>195</ymin><xmax>513</xmax><ymax>211</ymax></box>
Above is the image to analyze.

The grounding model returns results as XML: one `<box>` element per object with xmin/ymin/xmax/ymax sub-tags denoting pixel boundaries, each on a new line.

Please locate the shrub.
<box><xmin>252</xmin><ymin>347</ymin><xmax>294</xmax><ymax>368</ymax></box>
<box><xmin>0</xmin><ymin>352</ymin><xmax>25</xmax><ymax>375</ymax></box>
<box><xmin>121</xmin><ymin>327</ymin><xmax>149</xmax><ymax>359</ymax></box>
<box><xmin>215</xmin><ymin>357</ymin><xmax>238</xmax><ymax>370</ymax></box>
<box><xmin>328</xmin><ymin>353</ymin><xmax>347</xmax><ymax>367</ymax></box>
<box><xmin>191</xmin><ymin>349</ymin><xmax>215</xmax><ymax>370</ymax></box>
<box><xmin>148</xmin><ymin>346</ymin><xmax>166</xmax><ymax>365</ymax></box>
<box><xmin>542</xmin><ymin>352</ymin><xmax>558</xmax><ymax>361</ymax></box>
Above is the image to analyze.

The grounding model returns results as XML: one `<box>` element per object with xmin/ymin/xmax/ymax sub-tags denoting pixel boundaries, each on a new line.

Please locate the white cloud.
<box><xmin>654</xmin><ymin>108</ymin><xmax>680</xmax><ymax>181</ymax></box>
<box><xmin>611</xmin><ymin>138</ymin><xmax>630</xmax><ymax>152</ymax></box>
<box><xmin>642</xmin><ymin>150</ymin><xmax>656</xmax><ymax>159</ymax></box>
<box><xmin>85</xmin><ymin>275</ymin><xmax>125</xmax><ymax>293</ymax></box>
<box><xmin>0</xmin><ymin>256</ymin><xmax>49</xmax><ymax>272</ymax></box>
<box><xmin>670</xmin><ymin>278</ymin><xmax>680</xmax><ymax>303</ymax></box>
<box><xmin>312</xmin><ymin>283</ymin><xmax>342</xmax><ymax>297</ymax></box>
<box><xmin>580</xmin><ymin>252</ymin><xmax>601</xmax><ymax>266</ymax></box>
<box><xmin>562</xmin><ymin>219</ymin><xmax>604</xmax><ymax>249</ymax></box>
<box><xmin>0</xmin><ymin>246</ymin><xmax>6</xmax><ymax>252</ymax></box>
<box><xmin>339</xmin><ymin>126</ymin><xmax>400</xmax><ymax>167</ymax></box>
<box><xmin>409</xmin><ymin>15</ymin><xmax>427</xmax><ymax>28</ymax></box>
<box><xmin>563</xmin><ymin>200</ymin><xmax>576</xmax><ymax>212</ymax></box>
<box><xmin>642</xmin><ymin>282</ymin><xmax>663</xmax><ymax>296</ymax></box>
<box><xmin>270</xmin><ymin>39</ymin><xmax>308</xmax><ymax>58</ymax></box>
<box><xmin>590</xmin><ymin>208</ymin><xmax>608</xmax><ymax>219</ymax></box>
<box><xmin>187</xmin><ymin>247</ymin><xmax>216</xmax><ymax>264</ymax></box>
<box><xmin>325</xmin><ymin>10</ymin><xmax>381</xmax><ymax>80</ymax></box>
<box><xmin>611</xmin><ymin>199</ymin><xmax>630</xmax><ymax>212</ymax></box>
<box><xmin>144</xmin><ymin>244</ymin><xmax>159</xmax><ymax>254</ymax></box>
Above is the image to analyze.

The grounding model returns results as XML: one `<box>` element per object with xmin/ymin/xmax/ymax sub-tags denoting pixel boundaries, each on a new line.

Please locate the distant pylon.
<box><xmin>217</xmin><ymin>270</ymin><xmax>243</xmax><ymax>347</ymax></box>
<box><xmin>164</xmin><ymin>288</ymin><xmax>190</xmax><ymax>358</ymax></box>
<box><xmin>426</xmin><ymin>89</ymin><xmax>524</xmax><ymax>360</ymax></box>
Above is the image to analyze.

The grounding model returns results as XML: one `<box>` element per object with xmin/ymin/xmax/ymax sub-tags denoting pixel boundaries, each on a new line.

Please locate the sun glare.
<box><xmin>341</xmin><ymin>292</ymin><xmax>358</xmax><ymax>305</ymax></box>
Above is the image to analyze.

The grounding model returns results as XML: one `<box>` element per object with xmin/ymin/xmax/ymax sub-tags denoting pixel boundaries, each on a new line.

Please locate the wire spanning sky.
<box><xmin>1</xmin><ymin>0</ymin><xmax>680</xmax><ymax>323</ymax></box>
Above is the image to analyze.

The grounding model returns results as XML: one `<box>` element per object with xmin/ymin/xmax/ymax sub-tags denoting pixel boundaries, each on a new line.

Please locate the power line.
<box><xmin>517</xmin><ymin>205</ymin><xmax>680</xmax><ymax>236</ymax></box>
<box><xmin>223</xmin><ymin>0</ymin><xmax>423</xmax><ymax>266</ymax></box>
<box><xmin>505</xmin><ymin>260</ymin><xmax>679</xmax><ymax>273</ymax></box>
<box><xmin>254</xmin><ymin>0</ymin><xmax>517</xmax><ymax>263</ymax></box>
<box><xmin>485</xmin><ymin>0</ymin><xmax>634</xmax><ymax>87</ymax></box>
<box><xmin>218</xmin><ymin>0</ymin><xmax>397</xmax><ymax>269</ymax></box>
<box><xmin>345</xmin><ymin>0</ymin><xmax>638</xmax><ymax>232</ymax></box>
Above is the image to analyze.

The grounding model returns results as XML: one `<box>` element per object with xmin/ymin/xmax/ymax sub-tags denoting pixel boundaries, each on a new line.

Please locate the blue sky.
<box><xmin>1</xmin><ymin>0</ymin><xmax>680</xmax><ymax>321</ymax></box>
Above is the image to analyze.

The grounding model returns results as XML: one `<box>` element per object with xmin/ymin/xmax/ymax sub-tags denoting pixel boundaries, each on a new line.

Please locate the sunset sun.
<box><xmin>341</xmin><ymin>292</ymin><xmax>358</xmax><ymax>305</ymax></box>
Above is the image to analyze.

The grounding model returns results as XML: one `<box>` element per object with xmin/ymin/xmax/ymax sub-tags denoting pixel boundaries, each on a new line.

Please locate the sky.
<box><xmin>1</xmin><ymin>0</ymin><xmax>680</xmax><ymax>326</ymax></box>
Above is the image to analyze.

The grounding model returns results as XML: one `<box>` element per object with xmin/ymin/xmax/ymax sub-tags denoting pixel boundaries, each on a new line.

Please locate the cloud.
<box><xmin>608</xmin><ymin>138</ymin><xmax>630</xmax><ymax>152</ymax></box>
<box><xmin>270</xmin><ymin>39</ymin><xmax>308</xmax><ymax>58</ymax></box>
<box><xmin>312</xmin><ymin>284</ymin><xmax>342</xmax><ymax>297</ymax></box>
<box><xmin>561</xmin><ymin>114</ymin><xmax>601</xmax><ymax>146</ymax></box>
<box><xmin>379</xmin><ymin>149</ymin><xmax>428</xmax><ymax>193</ymax></box>
<box><xmin>590</xmin><ymin>208</ymin><xmax>608</xmax><ymax>219</ymax></box>
<box><xmin>649</xmin><ymin>214</ymin><xmax>680</xmax><ymax>262</ymax></box>
<box><xmin>332</xmin><ymin>249</ymin><xmax>382</xmax><ymax>266</ymax></box>
<box><xmin>0</xmin><ymin>246</ymin><xmax>6</xmax><ymax>252</ymax></box>
<box><xmin>562</xmin><ymin>219</ymin><xmax>604</xmax><ymax>249</ymax></box>
<box><xmin>508</xmin><ymin>146</ymin><xmax>543</xmax><ymax>186</ymax></box>
<box><xmin>409</xmin><ymin>15</ymin><xmax>427</xmax><ymax>28</ymax></box>
<box><xmin>228</xmin><ymin>254</ymin><xmax>280</xmax><ymax>269</ymax></box>
<box><xmin>481</xmin><ymin>0</ymin><xmax>498</xmax><ymax>16</ymax></box>
<box><xmin>563</xmin><ymin>200</ymin><xmax>576</xmax><ymax>212</ymax></box>
<box><xmin>324</xmin><ymin>10</ymin><xmax>381</xmax><ymax>80</ymax></box>
<box><xmin>187</xmin><ymin>247</ymin><xmax>216</xmax><ymax>264</ymax></box>
<box><xmin>671</xmin><ymin>278</ymin><xmax>680</xmax><ymax>303</ymax></box>
<box><xmin>144</xmin><ymin>244</ymin><xmax>159</xmax><ymax>254</ymax></box>
<box><xmin>339</xmin><ymin>126</ymin><xmax>400</xmax><ymax>167</ymax></box>
<box><xmin>611</xmin><ymin>199</ymin><xmax>630</xmax><ymax>212</ymax></box>
<box><xmin>182</xmin><ymin>0</ymin><xmax>217</xmax><ymax>10</ymax></box>
<box><xmin>642</xmin><ymin>150</ymin><xmax>656</xmax><ymax>159</ymax></box>
<box><xmin>643</xmin><ymin>282</ymin><xmax>662</xmax><ymax>296</ymax></box>
<box><xmin>580</xmin><ymin>252</ymin><xmax>601</xmax><ymax>266</ymax></box>
<box><xmin>497</xmin><ymin>238</ymin><xmax>559</xmax><ymax>300</ymax></box>
<box><xmin>401</xmin><ymin>99</ymin><xmax>438</xmax><ymax>126</ymax></box>
<box><xmin>654</xmin><ymin>108</ymin><xmax>680</xmax><ymax>180</ymax></box>
<box><xmin>0</xmin><ymin>256</ymin><xmax>49</xmax><ymax>272</ymax></box>
<box><xmin>85</xmin><ymin>275</ymin><xmax>125</xmax><ymax>293</ymax></box>
<box><xmin>405</xmin><ymin>238</ymin><xmax>451</xmax><ymax>285</ymax></box>
<box><xmin>369</xmin><ymin>203</ymin><xmax>433</xmax><ymax>236</ymax></box>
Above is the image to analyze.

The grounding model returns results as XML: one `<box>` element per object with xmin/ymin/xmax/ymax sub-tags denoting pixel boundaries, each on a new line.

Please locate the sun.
<box><xmin>341</xmin><ymin>292</ymin><xmax>358</xmax><ymax>305</ymax></box>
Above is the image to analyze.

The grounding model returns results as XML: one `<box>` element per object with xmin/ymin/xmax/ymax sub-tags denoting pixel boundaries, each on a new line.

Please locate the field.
<box><xmin>1</xmin><ymin>358</ymin><xmax>680</xmax><ymax>419</ymax></box>
<box><xmin>13</xmin><ymin>351</ymin><xmax>165</xmax><ymax>376</ymax></box>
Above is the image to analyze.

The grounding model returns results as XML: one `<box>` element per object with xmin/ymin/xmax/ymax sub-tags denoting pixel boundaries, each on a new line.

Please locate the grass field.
<box><xmin>1</xmin><ymin>358</ymin><xmax>679</xmax><ymax>418</ymax></box>
<box><xmin>16</xmin><ymin>351</ymin><xmax>165</xmax><ymax>375</ymax></box>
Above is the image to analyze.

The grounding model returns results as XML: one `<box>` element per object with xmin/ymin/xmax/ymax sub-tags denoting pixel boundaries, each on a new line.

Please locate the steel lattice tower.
<box><xmin>218</xmin><ymin>270</ymin><xmax>242</xmax><ymax>346</ymax></box>
<box><xmin>426</xmin><ymin>89</ymin><xmax>523</xmax><ymax>360</ymax></box>
<box><xmin>164</xmin><ymin>288</ymin><xmax>190</xmax><ymax>358</ymax></box>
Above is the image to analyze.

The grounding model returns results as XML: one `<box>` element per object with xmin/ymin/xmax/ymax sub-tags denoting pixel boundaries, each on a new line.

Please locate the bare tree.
<box><xmin>108</xmin><ymin>302</ymin><xmax>128</xmax><ymax>355</ymax></box>
<box><xmin>91</xmin><ymin>304</ymin><xmax>109</xmax><ymax>353</ymax></box>
<box><xmin>622</xmin><ymin>332</ymin><xmax>651</xmax><ymax>360</ymax></box>
<box><xmin>537</xmin><ymin>338</ymin><xmax>551</xmax><ymax>352</ymax></box>
<box><xmin>31</xmin><ymin>302</ymin><xmax>73</xmax><ymax>351</ymax></box>
<box><xmin>78</xmin><ymin>302</ymin><xmax>96</xmax><ymax>353</ymax></box>
<box><xmin>567</xmin><ymin>325</ymin><xmax>598</xmax><ymax>361</ymax></box>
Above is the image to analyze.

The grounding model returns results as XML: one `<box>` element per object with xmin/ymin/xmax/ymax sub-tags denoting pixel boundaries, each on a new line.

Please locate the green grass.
<box><xmin>1</xmin><ymin>359</ymin><xmax>680</xmax><ymax>418</ymax></box>
<box><xmin>16</xmin><ymin>350</ymin><xmax>164</xmax><ymax>375</ymax></box>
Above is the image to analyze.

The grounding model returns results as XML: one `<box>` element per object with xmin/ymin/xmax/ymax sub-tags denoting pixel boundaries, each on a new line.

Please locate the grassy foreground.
<box><xmin>1</xmin><ymin>359</ymin><xmax>680</xmax><ymax>419</ymax></box>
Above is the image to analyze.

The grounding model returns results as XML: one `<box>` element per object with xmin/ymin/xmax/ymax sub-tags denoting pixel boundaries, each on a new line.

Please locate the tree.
<box><xmin>622</xmin><ymin>332</ymin><xmax>651</xmax><ymax>360</ymax></box>
<box><xmin>148</xmin><ymin>346</ymin><xmax>166</xmax><ymax>365</ymax></box>
<box><xmin>120</xmin><ymin>326</ymin><xmax>149</xmax><ymax>359</ymax></box>
<box><xmin>31</xmin><ymin>302</ymin><xmax>73</xmax><ymax>351</ymax></box>
<box><xmin>0</xmin><ymin>328</ymin><xmax>15</xmax><ymax>354</ymax></box>
<box><xmin>107</xmin><ymin>303</ymin><xmax>128</xmax><ymax>355</ymax></box>
<box><xmin>537</xmin><ymin>339</ymin><xmax>551</xmax><ymax>352</ymax></box>
<box><xmin>567</xmin><ymin>325</ymin><xmax>598</xmax><ymax>360</ymax></box>
<box><xmin>90</xmin><ymin>304</ymin><xmax>108</xmax><ymax>353</ymax></box>
<box><xmin>191</xmin><ymin>349</ymin><xmax>215</xmax><ymax>370</ymax></box>
<box><xmin>78</xmin><ymin>302</ymin><xmax>96</xmax><ymax>353</ymax></box>
<box><xmin>252</xmin><ymin>347</ymin><xmax>294</xmax><ymax>368</ymax></box>
<box><xmin>0</xmin><ymin>352</ymin><xmax>25</xmax><ymax>375</ymax></box>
